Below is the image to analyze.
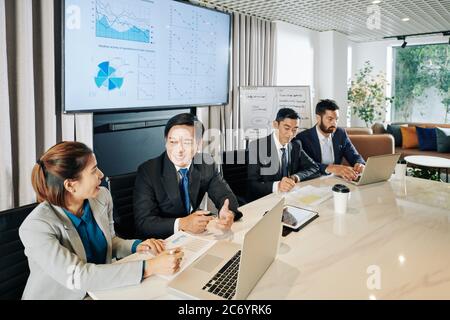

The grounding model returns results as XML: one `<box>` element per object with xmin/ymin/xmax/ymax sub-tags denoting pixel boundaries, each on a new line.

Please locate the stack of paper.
<box><xmin>115</xmin><ymin>231</ymin><xmax>217</xmax><ymax>281</ymax></box>
<box><xmin>285</xmin><ymin>185</ymin><xmax>332</xmax><ymax>207</ymax></box>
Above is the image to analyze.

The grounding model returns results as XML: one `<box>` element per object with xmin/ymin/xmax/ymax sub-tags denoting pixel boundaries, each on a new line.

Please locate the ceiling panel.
<box><xmin>196</xmin><ymin>0</ymin><xmax>450</xmax><ymax>42</ymax></box>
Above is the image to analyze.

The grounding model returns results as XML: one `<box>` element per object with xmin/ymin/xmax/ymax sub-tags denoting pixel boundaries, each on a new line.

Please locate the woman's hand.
<box><xmin>137</xmin><ymin>238</ymin><xmax>165</xmax><ymax>255</ymax></box>
<box><xmin>144</xmin><ymin>248</ymin><xmax>184</xmax><ymax>278</ymax></box>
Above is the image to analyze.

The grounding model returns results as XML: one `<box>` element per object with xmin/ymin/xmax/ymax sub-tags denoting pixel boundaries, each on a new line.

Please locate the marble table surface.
<box><xmin>90</xmin><ymin>175</ymin><xmax>450</xmax><ymax>300</ymax></box>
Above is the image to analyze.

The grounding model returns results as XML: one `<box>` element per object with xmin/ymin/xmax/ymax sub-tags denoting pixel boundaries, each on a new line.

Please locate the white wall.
<box><xmin>318</xmin><ymin>31</ymin><xmax>349</xmax><ymax>127</ymax></box>
<box><xmin>274</xmin><ymin>21</ymin><xmax>319</xmax><ymax>113</ymax></box>
<box><xmin>274</xmin><ymin>22</ymin><xmax>350</xmax><ymax>127</ymax></box>
<box><xmin>317</xmin><ymin>31</ymin><xmax>333</xmax><ymax>100</ymax></box>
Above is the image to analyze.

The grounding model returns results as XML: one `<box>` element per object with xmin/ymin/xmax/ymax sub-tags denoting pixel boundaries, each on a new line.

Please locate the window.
<box><xmin>392</xmin><ymin>43</ymin><xmax>450</xmax><ymax>123</ymax></box>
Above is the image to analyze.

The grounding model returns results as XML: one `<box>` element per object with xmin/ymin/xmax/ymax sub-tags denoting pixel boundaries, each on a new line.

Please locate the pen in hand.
<box><xmin>168</xmin><ymin>247</ymin><xmax>182</xmax><ymax>255</ymax></box>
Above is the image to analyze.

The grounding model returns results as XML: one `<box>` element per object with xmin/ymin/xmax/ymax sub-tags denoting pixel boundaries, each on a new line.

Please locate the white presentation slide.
<box><xmin>64</xmin><ymin>0</ymin><xmax>231</xmax><ymax>111</ymax></box>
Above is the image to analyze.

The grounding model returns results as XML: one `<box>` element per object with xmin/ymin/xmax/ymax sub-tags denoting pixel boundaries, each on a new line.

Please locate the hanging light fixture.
<box><xmin>396</xmin><ymin>36</ymin><xmax>407</xmax><ymax>48</ymax></box>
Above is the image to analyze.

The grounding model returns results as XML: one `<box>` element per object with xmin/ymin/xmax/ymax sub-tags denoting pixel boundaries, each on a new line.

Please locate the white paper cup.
<box><xmin>332</xmin><ymin>184</ymin><xmax>350</xmax><ymax>214</ymax></box>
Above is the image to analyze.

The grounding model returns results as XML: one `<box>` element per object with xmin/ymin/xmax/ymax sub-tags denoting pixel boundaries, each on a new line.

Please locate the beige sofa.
<box><xmin>342</xmin><ymin>127</ymin><xmax>395</xmax><ymax>163</ymax></box>
<box><xmin>372</xmin><ymin>122</ymin><xmax>450</xmax><ymax>160</ymax></box>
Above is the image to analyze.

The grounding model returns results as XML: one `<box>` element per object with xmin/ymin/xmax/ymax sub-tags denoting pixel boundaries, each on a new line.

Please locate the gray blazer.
<box><xmin>19</xmin><ymin>187</ymin><xmax>143</xmax><ymax>300</ymax></box>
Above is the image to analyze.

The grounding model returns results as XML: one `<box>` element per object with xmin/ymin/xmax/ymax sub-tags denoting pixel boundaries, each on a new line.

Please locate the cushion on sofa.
<box><xmin>436</xmin><ymin>127</ymin><xmax>450</xmax><ymax>153</ymax></box>
<box><xmin>416</xmin><ymin>127</ymin><xmax>437</xmax><ymax>151</ymax></box>
<box><xmin>371</xmin><ymin>122</ymin><xmax>387</xmax><ymax>134</ymax></box>
<box><xmin>387</xmin><ymin>124</ymin><xmax>403</xmax><ymax>147</ymax></box>
<box><xmin>400</xmin><ymin>126</ymin><xmax>419</xmax><ymax>149</ymax></box>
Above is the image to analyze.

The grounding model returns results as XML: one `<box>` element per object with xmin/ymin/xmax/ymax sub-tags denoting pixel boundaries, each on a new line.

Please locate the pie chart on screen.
<box><xmin>94</xmin><ymin>61</ymin><xmax>124</xmax><ymax>91</ymax></box>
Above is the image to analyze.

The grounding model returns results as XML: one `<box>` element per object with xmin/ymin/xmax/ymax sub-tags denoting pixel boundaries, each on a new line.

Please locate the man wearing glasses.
<box><xmin>134</xmin><ymin>113</ymin><xmax>242</xmax><ymax>239</ymax></box>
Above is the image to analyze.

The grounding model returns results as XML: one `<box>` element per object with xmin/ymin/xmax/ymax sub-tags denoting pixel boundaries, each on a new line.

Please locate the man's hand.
<box><xmin>216</xmin><ymin>199</ymin><xmax>234</xmax><ymax>231</ymax></box>
<box><xmin>179</xmin><ymin>211</ymin><xmax>213</xmax><ymax>234</ymax></box>
<box><xmin>326</xmin><ymin>164</ymin><xmax>358</xmax><ymax>181</ymax></box>
<box><xmin>353</xmin><ymin>163</ymin><xmax>365</xmax><ymax>174</ymax></box>
<box><xmin>279</xmin><ymin>177</ymin><xmax>296</xmax><ymax>192</ymax></box>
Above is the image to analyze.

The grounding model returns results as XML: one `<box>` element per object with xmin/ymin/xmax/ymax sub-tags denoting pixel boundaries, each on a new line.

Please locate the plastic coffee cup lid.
<box><xmin>332</xmin><ymin>184</ymin><xmax>350</xmax><ymax>193</ymax></box>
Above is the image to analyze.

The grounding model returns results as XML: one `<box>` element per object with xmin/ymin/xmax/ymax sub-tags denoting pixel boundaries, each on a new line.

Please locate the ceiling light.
<box><xmin>372</xmin><ymin>0</ymin><xmax>381</xmax><ymax>4</ymax></box>
<box><xmin>402</xmin><ymin>17</ymin><xmax>410</xmax><ymax>22</ymax></box>
<box><xmin>397</xmin><ymin>36</ymin><xmax>407</xmax><ymax>48</ymax></box>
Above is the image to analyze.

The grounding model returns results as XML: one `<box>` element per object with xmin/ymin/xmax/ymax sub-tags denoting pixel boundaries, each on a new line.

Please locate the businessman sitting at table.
<box><xmin>247</xmin><ymin>108</ymin><xmax>320</xmax><ymax>202</ymax></box>
<box><xmin>134</xmin><ymin>113</ymin><xmax>242</xmax><ymax>240</ymax></box>
<box><xmin>295</xmin><ymin>99</ymin><xmax>365</xmax><ymax>181</ymax></box>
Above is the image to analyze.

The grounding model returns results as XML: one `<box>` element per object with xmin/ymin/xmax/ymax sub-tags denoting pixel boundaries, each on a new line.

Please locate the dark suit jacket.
<box><xmin>247</xmin><ymin>134</ymin><xmax>320</xmax><ymax>202</ymax></box>
<box><xmin>134</xmin><ymin>152</ymin><xmax>242</xmax><ymax>239</ymax></box>
<box><xmin>296</xmin><ymin>126</ymin><xmax>365</xmax><ymax>174</ymax></box>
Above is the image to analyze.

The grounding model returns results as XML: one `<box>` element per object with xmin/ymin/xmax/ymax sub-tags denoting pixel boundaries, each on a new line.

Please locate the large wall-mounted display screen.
<box><xmin>63</xmin><ymin>0</ymin><xmax>231</xmax><ymax>112</ymax></box>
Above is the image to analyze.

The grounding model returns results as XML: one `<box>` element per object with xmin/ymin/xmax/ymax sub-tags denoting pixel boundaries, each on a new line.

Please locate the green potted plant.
<box><xmin>348</xmin><ymin>61</ymin><xmax>394</xmax><ymax>127</ymax></box>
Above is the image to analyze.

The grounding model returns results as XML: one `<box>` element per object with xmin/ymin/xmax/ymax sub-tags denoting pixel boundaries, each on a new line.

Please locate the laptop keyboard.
<box><xmin>202</xmin><ymin>250</ymin><xmax>241</xmax><ymax>300</ymax></box>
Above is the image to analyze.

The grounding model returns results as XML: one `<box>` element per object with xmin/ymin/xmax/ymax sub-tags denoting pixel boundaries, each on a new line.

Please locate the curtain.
<box><xmin>0</xmin><ymin>0</ymin><xmax>92</xmax><ymax>210</ymax></box>
<box><xmin>198</xmin><ymin>13</ymin><xmax>276</xmax><ymax>156</ymax></box>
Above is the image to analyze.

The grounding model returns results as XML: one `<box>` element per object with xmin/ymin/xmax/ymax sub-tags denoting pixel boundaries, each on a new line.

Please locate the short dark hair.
<box><xmin>316</xmin><ymin>99</ymin><xmax>340</xmax><ymax>116</ymax></box>
<box><xmin>275</xmin><ymin>108</ymin><xmax>300</xmax><ymax>122</ymax></box>
<box><xmin>164</xmin><ymin>113</ymin><xmax>205</xmax><ymax>138</ymax></box>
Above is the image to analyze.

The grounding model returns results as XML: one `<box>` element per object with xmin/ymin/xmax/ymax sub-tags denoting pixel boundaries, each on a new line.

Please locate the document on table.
<box><xmin>115</xmin><ymin>231</ymin><xmax>217</xmax><ymax>281</ymax></box>
<box><xmin>285</xmin><ymin>185</ymin><xmax>332</xmax><ymax>207</ymax></box>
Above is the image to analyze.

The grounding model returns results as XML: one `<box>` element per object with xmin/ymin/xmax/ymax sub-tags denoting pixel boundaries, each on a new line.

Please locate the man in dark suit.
<box><xmin>296</xmin><ymin>99</ymin><xmax>365</xmax><ymax>181</ymax></box>
<box><xmin>134</xmin><ymin>113</ymin><xmax>242</xmax><ymax>239</ymax></box>
<box><xmin>247</xmin><ymin>108</ymin><xmax>320</xmax><ymax>202</ymax></box>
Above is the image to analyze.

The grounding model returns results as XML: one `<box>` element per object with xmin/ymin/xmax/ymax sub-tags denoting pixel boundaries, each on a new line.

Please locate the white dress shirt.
<box><xmin>316</xmin><ymin>126</ymin><xmax>335</xmax><ymax>168</ymax></box>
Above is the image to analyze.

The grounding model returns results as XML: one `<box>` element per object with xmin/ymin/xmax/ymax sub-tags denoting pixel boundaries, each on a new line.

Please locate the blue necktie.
<box><xmin>281</xmin><ymin>147</ymin><xmax>288</xmax><ymax>177</ymax></box>
<box><xmin>179</xmin><ymin>168</ymin><xmax>190</xmax><ymax>214</ymax></box>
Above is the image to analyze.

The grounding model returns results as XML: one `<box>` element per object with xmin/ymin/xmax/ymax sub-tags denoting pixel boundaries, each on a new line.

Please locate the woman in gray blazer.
<box><xmin>19</xmin><ymin>141</ymin><xmax>184</xmax><ymax>300</ymax></box>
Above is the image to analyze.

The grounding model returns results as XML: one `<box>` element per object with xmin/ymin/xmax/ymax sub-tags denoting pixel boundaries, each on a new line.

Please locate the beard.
<box><xmin>319</xmin><ymin>122</ymin><xmax>336</xmax><ymax>134</ymax></box>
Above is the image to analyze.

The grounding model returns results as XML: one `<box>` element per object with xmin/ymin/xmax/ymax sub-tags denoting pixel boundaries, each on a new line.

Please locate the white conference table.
<box><xmin>90</xmin><ymin>175</ymin><xmax>450</xmax><ymax>300</ymax></box>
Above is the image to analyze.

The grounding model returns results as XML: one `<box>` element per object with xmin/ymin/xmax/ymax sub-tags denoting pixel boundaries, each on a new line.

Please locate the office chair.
<box><xmin>221</xmin><ymin>150</ymin><xmax>249</xmax><ymax>206</ymax></box>
<box><xmin>0</xmin><ymin>203</ymin><xmax>38</xmax><ymax>300</ymax></box>
<box><xmin>106</xmin><ymin>172</ymin><xmax>137</xmax><ymax>240</ymax></box>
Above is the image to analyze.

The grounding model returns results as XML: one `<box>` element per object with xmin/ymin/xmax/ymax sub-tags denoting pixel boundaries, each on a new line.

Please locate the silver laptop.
<box><xmin>168</xmin><ymin>199</ymin><xmax>284</xmax><ymax>300</ymax></box>
<box><xmin>348</xmin><ymin>153</ymin><xmax>401</xmax><ymax>186</ymax></box>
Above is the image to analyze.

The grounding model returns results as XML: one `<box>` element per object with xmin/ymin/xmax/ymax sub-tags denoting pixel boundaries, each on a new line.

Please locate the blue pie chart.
<box><xmin>94</xmin><ymin>61</ymin><xmax>124</xmax><ymax>91</ymax></box>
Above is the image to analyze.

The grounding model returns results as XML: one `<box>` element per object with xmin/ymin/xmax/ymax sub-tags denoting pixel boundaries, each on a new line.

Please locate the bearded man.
<box><xmin>295</xmin><ymin>99</ymin><xmax>365</xmax><ymax>181</ymax></box>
